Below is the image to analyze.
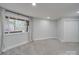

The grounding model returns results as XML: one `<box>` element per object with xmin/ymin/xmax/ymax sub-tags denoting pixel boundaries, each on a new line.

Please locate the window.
<box><xmin>4</xmin><ymin>17</ymin><xmax>27</xmax><ymax>34</ymax></box>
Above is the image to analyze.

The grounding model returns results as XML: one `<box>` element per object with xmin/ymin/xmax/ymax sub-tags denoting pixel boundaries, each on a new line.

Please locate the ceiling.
<box><xmin>0</xmin><ymin>3</ymin><xmax>79</xmax><ymax>20</ymax></box>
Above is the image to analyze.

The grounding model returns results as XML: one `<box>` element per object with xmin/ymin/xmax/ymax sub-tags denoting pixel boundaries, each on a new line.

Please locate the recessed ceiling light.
<box><xmin>47</xmin><ymin>17</ymin><xmax>50</xmax><ymax>19</ymax></box>
<box><xmin>76</xmin><ymin>11</ymin><xmax>79</xmax><ymax>13</ymax></box>
<box><xmin>32</xmin><ymin>3</ymin><xmax>36</xmax><ymax>6</ymax></box>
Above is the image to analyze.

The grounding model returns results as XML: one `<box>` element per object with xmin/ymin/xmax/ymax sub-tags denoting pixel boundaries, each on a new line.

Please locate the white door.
<box><xmin>64</xmin><ymin>20</ymin><xmax>79</xmax><ymax>42</ymax></box>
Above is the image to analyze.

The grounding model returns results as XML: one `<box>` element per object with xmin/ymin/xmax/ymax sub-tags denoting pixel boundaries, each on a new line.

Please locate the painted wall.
<box><xmin>32</xmin><ymin>18</ymin><xmax>57</xmax><ymax>40</ymax></box>
<box><xmin>3</xmin><ymin>32</ymin><xmax>28</xmax><ymax>51</ymax></box>
<box><xmin>57</xmin><ymin>19</ymin><xmax>64</xmax><ymax>41</ymax></box>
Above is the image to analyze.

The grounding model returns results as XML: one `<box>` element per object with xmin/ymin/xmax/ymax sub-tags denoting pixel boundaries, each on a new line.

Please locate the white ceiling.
<box><xmin>0</xmin><ymin>3</ymin><xmax>79</xmax><ymax>20</ymax></box>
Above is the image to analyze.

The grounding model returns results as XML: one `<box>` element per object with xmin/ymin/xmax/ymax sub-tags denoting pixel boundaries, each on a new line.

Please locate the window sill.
<box><xmin>4</xmin><ymin>31</ymin><xmax>27</xmax><ymax>36</ymax></box>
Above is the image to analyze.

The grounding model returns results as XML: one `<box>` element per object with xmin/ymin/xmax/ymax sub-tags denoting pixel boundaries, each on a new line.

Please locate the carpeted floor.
<box><xmin>2</xmin><ymin>39</ymin><xmax>79</xmax><ymax>55</ymax></box>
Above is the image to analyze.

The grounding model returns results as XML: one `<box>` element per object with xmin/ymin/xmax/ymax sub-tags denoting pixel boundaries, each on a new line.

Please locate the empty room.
<box><xmin>0</xmin><ymin>3</ymin><xmax>79</xmax><ymax>55</ymax></box>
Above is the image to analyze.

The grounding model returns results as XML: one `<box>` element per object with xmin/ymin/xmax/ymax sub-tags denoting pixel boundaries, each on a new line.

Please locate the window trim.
<box><xmin>4</xmin><ymin>16</ymin><xmax>29</xmax><ymax>34</ymax></box>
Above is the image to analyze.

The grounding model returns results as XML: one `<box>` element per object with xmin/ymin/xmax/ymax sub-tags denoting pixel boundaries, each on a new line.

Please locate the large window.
<box><xmin>4</xmin><ymin>17</ymin><xmax>27</xmax><ymax>34</ymax></box>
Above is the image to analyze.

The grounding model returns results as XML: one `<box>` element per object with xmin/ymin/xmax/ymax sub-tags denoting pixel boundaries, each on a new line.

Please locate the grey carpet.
<box><xmin>2</xmin><ymin>39</ymin><xmax>79</xmax><ymax>55</ymax></box>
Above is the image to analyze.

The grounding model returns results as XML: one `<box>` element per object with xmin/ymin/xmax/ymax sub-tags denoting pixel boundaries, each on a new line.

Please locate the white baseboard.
<box><xmin>34</xmin><ymin>37</ymin><xmax>57</xmax><ymax>41</ymax></box>
<box><xmin>56</xmin><ymin>37</ymin><xmax>79</xmax><ymax>42</ymax></box>
<box><xmin>60</xmin><ymin>39</ymin><xmax>79</xmax><ymax>42</ymax></box>
<box><xmin>2</xmin><ymin>41</ymin><xmax>29</xmax><ymax>52</ymax></box>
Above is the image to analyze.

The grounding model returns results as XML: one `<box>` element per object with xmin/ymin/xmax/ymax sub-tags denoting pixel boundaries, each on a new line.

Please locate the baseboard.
<box><xmin>34</xmin><ymin>37</ymin><xmax>57</xmax><ymax>41</ymax></box>
<box><xmin>2</xmin><ymin>41</ymin><xmax>29</xmax><ymax>52</ymax></box>
<box><xmin>60</xmin><ymin>40</ymin><xmax>79</xmax><ymax>42</ymax></box>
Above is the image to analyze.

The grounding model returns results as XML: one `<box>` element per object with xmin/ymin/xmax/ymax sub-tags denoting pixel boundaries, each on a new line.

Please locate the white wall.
<box><xmin>57</xmin><ymin>19</ymin><xmax>64</xmax><ymax>41</ymax></box>
<box><xmin>3</xmin><ymin>32</ymin><xmax>28</xmax><ymax>51</ymax></box>
<box><xmin>32</xmin><ymin>18</ymin><xmax>57</xmax><ymax>40</ymax></box>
